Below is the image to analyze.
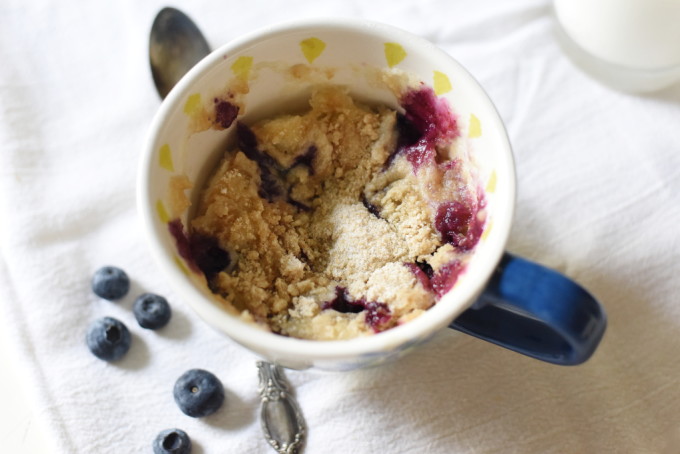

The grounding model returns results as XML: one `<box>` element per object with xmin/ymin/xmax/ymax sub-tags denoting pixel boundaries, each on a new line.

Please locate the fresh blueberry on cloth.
<box><xmin>91</xmin><ymin>266</ymin><xmax>130</xmax><ymax>300</ymax></box>
<box><xmin>133</xmin><ymin>293</ymin><xmax>172</xmax><ymax>329</ymax></box>
<box><xmin>86</xmin><ymin>317</ymin><xmax>131</xmax><ymax>361</ymax></box>
<box><xmin>153</xmin><ymin>428</ymin><xmax>192</xmax><ymax>454</ymax></box>
<box><xmin>173</xmin><ymin>369</ymin><xmax>225</xmax><ymax>417</ymax></box>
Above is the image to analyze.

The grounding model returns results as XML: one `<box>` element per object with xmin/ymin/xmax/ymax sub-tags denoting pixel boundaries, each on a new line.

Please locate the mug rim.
<box><xmin>137</xmin><ymin>17</ymin><xmax>516</xmax><ymax>363</ymax></box>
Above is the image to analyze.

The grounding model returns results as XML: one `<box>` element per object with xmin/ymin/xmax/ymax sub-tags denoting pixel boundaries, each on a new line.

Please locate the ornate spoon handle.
<box><xmin>257</xmin><ymin>361</ymin><xmax>306</xmax><ymax>454</ymax></box>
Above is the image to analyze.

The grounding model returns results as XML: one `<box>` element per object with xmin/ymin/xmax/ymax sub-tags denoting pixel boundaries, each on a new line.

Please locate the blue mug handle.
<box><xmin>449</xmin><ymin>253</ymin><xmax>607</xmax><ymax>365</ymax></box>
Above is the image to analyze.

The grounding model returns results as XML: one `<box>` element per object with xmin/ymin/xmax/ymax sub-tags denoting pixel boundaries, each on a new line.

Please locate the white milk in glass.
<box><xmin>554</xmin><ymin>0</ymin><xmax>680</xmax><ymax>92</ymax></box>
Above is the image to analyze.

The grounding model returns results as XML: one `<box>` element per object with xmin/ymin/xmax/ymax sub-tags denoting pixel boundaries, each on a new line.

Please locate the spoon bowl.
<box><xmin>149</xmin><ymin>7</ymin><xmax>211</xmax><ymax>99</ymax></box>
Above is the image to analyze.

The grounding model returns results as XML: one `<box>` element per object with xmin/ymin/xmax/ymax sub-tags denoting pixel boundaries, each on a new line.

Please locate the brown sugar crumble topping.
<box><xmin>175</xmin><ymin>85</ymin><xmax>485</xmax><ymax>340</ymax></box>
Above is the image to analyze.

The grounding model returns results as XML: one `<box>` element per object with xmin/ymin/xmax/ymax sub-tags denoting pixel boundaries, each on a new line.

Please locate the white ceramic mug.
<box><xmin>138</xmin><ymin>19</ymin><xmax>605</xmax><ymax>370</ymax></box>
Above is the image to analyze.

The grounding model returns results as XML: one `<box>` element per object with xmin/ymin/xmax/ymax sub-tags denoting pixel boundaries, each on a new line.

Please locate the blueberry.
<box><xmin>153</xmin><ymin>428</ymin><xmax>192</xmax><ymax>454</ymax></box>
<box><xmin>434</xmin><ymin>201</ymin><xmax>472</xmax><ymax>249</ymax></box>
<box><xmin>188</xmin><ymin>234</ymin><xmax>231</xmax><ymax>279</ymax></box>
<box><xmin>91</xmin><ymin>266</ymin><xmax>130</xmax><ymax>300</ymax></box>
<box><xmin>86</xmin><ymin>317</ymin><xmax>131</xmax><ymax>361</ymax></box>
<box><xmin>360</xmin><ymin>193</ymin><xmax>381</xmax><ymax>218</ymax></box>
<box><xmin>322</xmin><ymin>286</ymin><xmax>364</xmax><ymax>314</ymax></box>
<box><xmin>173</xmin><ymin>369</ymin><xmax>225</xmax><ymax>417</ymax></box>
<box><xmin>133</xmin><ymin>293</ymin><xmax>172</xmax><ymax>330</ymax></box>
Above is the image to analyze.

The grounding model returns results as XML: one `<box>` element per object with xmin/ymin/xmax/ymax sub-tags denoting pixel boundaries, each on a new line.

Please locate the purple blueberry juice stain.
<box><xmin>236</xmin><ymin>121</ymin><xmax>258</xmax><ymax>152</ymax></box>
<box><xmin>385</xmin><ymin>86</ymin><xmax>460</xmax><ymax>172</ymax></box>
<box><xmin>396</xmin><ymin>112</ymin><xmax>422</xmax><ymax>147</ymax></box>
<box><xmin>257</xmin><ymin>165</ymin><xmax>284</xmax><ymax>200</ymax></box>
<box><xmin>167</xmin><ymin>219</ymin><xmax>230</xmax><ymax>279</ymax></box>
<box><xmin>415</xmin><ymin>260</ymin><xmax>434</xmax><ymax>279</ymax></box>
<box><xmin>214</xmin><ymin>99</ymin><xmax>239</xmax><ymax>129</ymax></box>
<box><xmin>435</xmin><ymin>201</ymin><xmax>472</xmax><ymax>248</ymax></box>
<box><xmin>168</xmin><ymin>219</ymin><xmax>197</xmax><ymax>272</ymax></box>
<box><xmin>438</xmin><ymin>159</ymin><xmax>459</xmax><ymax>172</ymax></box>
<box><xmin>364</xmin><ymin>301</ymin><xmax>391</xmax><ymax>331</ymax></box>
<box><xmin>286</xmin><ymin>196</ymin><xmax>311</xmax><ymax>212</ymax></box>
<box><xmin>431</xmin><ymin>260</ymin><xmax>464</xmax><ymax>298</ymax></box>
<box><xmin>236</xmin><ymin>122</ymin><xmax>285</xmax><ymax>201</ymax></box>
<box><xmin>400</xmin><ymin>85</ymin><xmax>458</xmax><ymax>145</ymax></box>
<box><xmin>360</xmin><ymin>193</ymin><xmax>381</xmax><ymax>218</ymax></box>
<box><xmin>237</xmin><ymin>124</ymin><xmax>321</xmax><ymax>208</ymax></box>
<box><xmin>404</xmin><ymin>139</ymin><xmax>435</xmax><ymax>170</ymax></box>
<box><xmin>465</xmin><ymin>199</ymin><xmax>486</xmax><ymax>252</ymax></box>
<box><xmin>322</xmin><ymin>287</ymin><xmax>392</xmax><ymax>332</ymax></box>
<box><xmin>189</xmin><ymin>234</ymin><xmax>231</xmax><ymax>279</ymax></box>
<box><xmin>406</xmin><ymin>258</ymin><xmax>466</xmax><ymax>299</ymax></box>
<box><xmin>404</xmin><ymin>262</ymin><xmax>433</xmax><ymax>292</ymax></box>
<box><xmin>434</xmin><ymin>198</ymin><xmax>485</xmax><ymax>252</ymax></box>
<box><xmin>290</xmin><ymin>145</ymin><xmax>317</xmax><ymax>175</ymax></box>
<box><xmin>236</xmin><ymin>122</ymin><xmax>279</xmax><ymax>169</ymax></box>
<box><xmin>384</xmin><ymin>113</ymin><xmax>421</xmax><ymax>169</ymax></box>
<box><xmin>322</xmin><ymin>287</ymin><xmax>364</xmax><ymax>313</ymax></box>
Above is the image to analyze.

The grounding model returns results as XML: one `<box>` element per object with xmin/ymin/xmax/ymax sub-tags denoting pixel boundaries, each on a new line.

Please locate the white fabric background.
<box><xmin>1</xmin><ymin>0</ymin><xmax>679</xmax><ymax>452</ymax></box>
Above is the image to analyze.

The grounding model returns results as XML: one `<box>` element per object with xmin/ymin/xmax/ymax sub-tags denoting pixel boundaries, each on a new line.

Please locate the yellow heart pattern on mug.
<box><xmin>468</xmin><ymin>114</ymin><xmax>482</xmax><ymax>138</ymax></box>
<box><xmin>384</xmin><ymin>42</ymin><xmax>407</xmax><ymax>67</ymax></box>
<box><xmin>433</xmin><ymin>71</ymin><xmax>452</xmax><ymax>95</ymax></box>
<box><xmin>231</xmin><ymin>56</ymin><xmax>253</xmax><ymax>80</ymax></box>
<box><xmin>300</xmin><ymin>38</ymin><xmax>326</xmax><ymax>63</ymax></box>
<box><xmin>158</xmin><ymin>144</ymin><xmax>174</xmax><ymax>172</ymax></box>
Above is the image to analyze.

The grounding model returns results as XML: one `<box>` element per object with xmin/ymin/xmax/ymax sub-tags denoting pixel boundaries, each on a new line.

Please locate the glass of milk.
<box><xmin>554</xmin><ymin>0</ymin><xmax>680</xmax><ymax>93</ymax></box>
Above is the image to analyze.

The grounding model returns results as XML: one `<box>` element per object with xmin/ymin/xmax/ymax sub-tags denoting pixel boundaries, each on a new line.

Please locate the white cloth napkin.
<box><xmin>2</xmin><ymin>0</ymin><xmax>680</xmax><ymax>453</ymax></box>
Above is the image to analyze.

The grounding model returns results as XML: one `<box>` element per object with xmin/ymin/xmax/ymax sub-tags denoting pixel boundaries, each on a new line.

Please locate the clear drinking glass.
<box><xmin>553</xmin><ymin>0</ymin><xmax>680</xmax><ymax>93</ymax></box>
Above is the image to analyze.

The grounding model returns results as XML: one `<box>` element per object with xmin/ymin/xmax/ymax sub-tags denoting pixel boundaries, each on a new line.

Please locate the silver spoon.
<box><xmin>149</xmin><ymin>8</ymin><xmax>306</xmax><ymax>454</ymax></box>
<box><xmin>149</xmin><ymin>7</ymin><xmax>210</xmax><ymax>99</ymax></box>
